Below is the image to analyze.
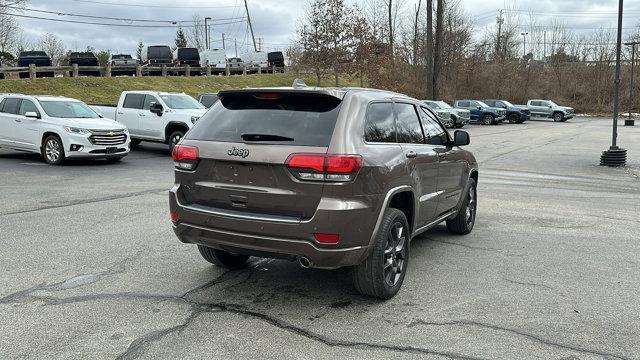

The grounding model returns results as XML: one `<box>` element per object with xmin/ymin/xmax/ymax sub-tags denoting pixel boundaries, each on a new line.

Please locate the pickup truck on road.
<box><xmin>526</xmin><ymin>100</ymin><xmax>575</xmax><ymax>122</ymax></box>
<box><xmin>91</xmin><ymin>91</ymin><xmax>207</xmax><ymax>150</ymax></box>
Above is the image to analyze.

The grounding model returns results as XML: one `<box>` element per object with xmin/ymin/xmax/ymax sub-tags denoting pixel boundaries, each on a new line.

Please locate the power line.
<box><xmin>5</xmin><ymin>12</ymin><xmax>246</xmax><ymax>28</ymax></box>
<box><xmin>5</xmin><ymin>5</ymin><xmax>246</xmax><ymax>24</ymax></box>
<box><xmin>67</xmin><ymin>0</ymin><xmax>242</xmax><ymax>9</ymax></box>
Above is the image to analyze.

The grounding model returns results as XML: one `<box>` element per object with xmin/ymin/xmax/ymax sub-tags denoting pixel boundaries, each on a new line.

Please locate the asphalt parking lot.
<box><xmin>1</xmin><ymin>117</ymin><xmax>639</xmax><ymax>359</ymax></box>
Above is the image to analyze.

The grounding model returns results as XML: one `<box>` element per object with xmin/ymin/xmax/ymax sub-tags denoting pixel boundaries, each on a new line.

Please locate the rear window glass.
<box><xmin>178</xmin><ymin>48</ymin><xmax>199</xmax><ymax>59</ymax></box>
<box><xmin>364</xmin><ymin>102</ymin><xmax>395</xmax><ymax>143</ymax></box>
<box><xmin>187</xmin><ymin>93</ymin><xmax>342</xmax><ymax>147</ymax></box>
<box><xmin>148</xmin><ymin>47</ymin><xmax>172</xmax><ymax>59</ymax></box>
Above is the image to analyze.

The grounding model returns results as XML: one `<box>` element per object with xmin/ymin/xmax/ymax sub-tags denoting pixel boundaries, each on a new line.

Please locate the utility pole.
<box><xmin>625</xmin><ymin>41</ymin><xmax>639</xmax><ymax>126</ymax></box>
<box><xmin>521</xmin><ymin>32</ymin><xmax>528</xmax><ymax>58</ymax></box>
<box><xmin>204</xmin><ymin>17</ymin><xmax>212</xmax><ymax>50</ymax></box>
<box><xmin>244</xmin><ymin>0</ymin><xmax>258</xmax><ymax>52</ymax></box>
<box><xmin>600</xmin><ymin>0</ymin><xmax>627</xmax><ymax>167</ymax></box>
<box><xmin>496</xmin><ymin>9</ymin><xmax>503</xmax><ymax>59</ymax></box>
<box><xmin>543</xmin><ymin>31</ymin><xmax>547</xmax><ymax>61</ymax></box>
<box><xmin>234</xmin><ymin>39</ymin><xmax>238</xmax><ymax>58</ymax></box>
<box><xmin>222</xmin><ymin>33</ymin><xmax>226</xmax><ymax>51</ymax></box>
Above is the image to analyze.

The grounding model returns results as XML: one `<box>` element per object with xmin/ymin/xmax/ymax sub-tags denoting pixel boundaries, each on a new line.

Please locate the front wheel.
<box><xmin>508</xmin><ymin>114</ymin><xmax>519</xmax><ymax>124</ymax></box>
<box><xmin>168</xmin><ymin>130</ymin><xmax>185</xmax><ymax>152</ymax></box>
<box><xmin>446</xmin><ymin>178</ymin><xmax>477</xmax><ymax>235</ymax></box>
<box><xmin>482</xmin><ymin>114</ymin><xmax>495</xmax><ymax>125</ymax></box>
<box><xmin>42</xmin><ymin>135</ymin><xmax>65</xmax><ymax>165</ymax></box>
<box><xmin>553</xmin><ymin>112</ymin><xmax>564</xmax><ymax>122</ymax></box>
<box><xmin>353</xmin><ymin>208</ymin><xmax>410</xmax><ymax>300</ymax></box>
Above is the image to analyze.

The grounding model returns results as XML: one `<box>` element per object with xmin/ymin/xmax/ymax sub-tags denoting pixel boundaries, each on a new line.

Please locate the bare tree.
<box><xmin>432</xmin><ymin>0</ymin><xmax>444</xmax><ymax>98</ymax></box>
<box><xmin>40</xmin><ymin>33</ymin><xmax>65</xmax><ymax>65</ymax></box>
<box><xmin>187</xmin><ymin>15</ymin><xmax>206</xmax><ymax>52</ymax></box>
<box><xmin>425</xmin><ymin>0</ymin><xmax>434</xmax><ymax>98</ymax></box>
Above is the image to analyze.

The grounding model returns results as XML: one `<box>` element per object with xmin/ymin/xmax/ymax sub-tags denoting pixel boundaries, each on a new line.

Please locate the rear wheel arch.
<box><xmin>388</xmin><ymin>190</ymin><xmax>416</xmax><ymax>234</ymax></box>
<box><xmin>164</xmin><ymin>122</ymin><xmax>189</xmax><ymax>143</ymax></box>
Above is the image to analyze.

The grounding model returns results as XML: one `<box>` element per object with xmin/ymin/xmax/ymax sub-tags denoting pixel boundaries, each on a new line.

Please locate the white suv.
<box><xmin>0</xmin><ymin>95</ymin><xmax>130</xmax><ymax>165</ymax></box>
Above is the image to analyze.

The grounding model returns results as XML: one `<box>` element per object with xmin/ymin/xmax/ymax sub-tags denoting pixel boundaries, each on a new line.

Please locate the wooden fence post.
<box><xmin>258</xmin><ymin>66</ymin><xmax>262</xmax><ymax>75</ymax></box>
<box><xmin>242</xmin><ymin>65</ymin><xmax>247</xmax><ymax>76</ymax></box>
<box><xmin>29</xmin><ymin>64</ymin><xmax>36</xmax><ymax>79</ymax></box>
<box><xmin>106</xmin><ymin>64</ymin><xmax>112</xmax><ymax>78</ymax></box>
<box><xmin>72</xmin><ymin>64</ymin><xmax>79</xmax><ymax>78</ymax></box>
<box><xmin>206</xmin><ymin>66</ymin><xmax>211</xmax><ymax>76</ymax></box>
<box><xmin>185</xmin><ymin>65</ymin><xmax>191</xmax><ymax>77</ymax></box>
<box><xmin>161</xmin><ymin>65</ymin><xmax>167</xmax><ymax>77</ymax></box>
<box><xmin>136</xmin><ymin>65</ymin><xmax>142</xmax><ymax>77</ymax></box>
<box><xmin>225</xmin><ymin>63</ymin><xmax>230</xmax><ymax>76</ymax></box>
<box><xmin>272</xmin><ymin>65</ymin><xmax>276</xmax><ymax>74</ymax></box>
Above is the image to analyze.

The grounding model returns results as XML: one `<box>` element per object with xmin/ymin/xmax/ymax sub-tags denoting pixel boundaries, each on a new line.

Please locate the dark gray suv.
<box><xmin>169</xmin><ymin>86</ymin><xmax>478</xmax><ymax>299</ymax></box>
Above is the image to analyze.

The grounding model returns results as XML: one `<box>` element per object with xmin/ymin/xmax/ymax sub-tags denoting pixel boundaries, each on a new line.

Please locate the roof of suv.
<box><xmin>218</xmin><ymin>87</ymin><xmax>412</xmax><ymax>102</ymax></box>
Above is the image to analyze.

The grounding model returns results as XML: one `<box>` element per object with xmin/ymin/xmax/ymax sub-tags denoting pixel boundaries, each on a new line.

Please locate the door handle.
<box><xmin>14</xmin><ymin>119</ymin><xmax>22</xmax><ymax>123</ymax></box>
<box><xmin>406</xmin><ymin>151</ymin><xmax>418</xmax><ymax>159</ymax></box>
<box><xmin>117</xmin><ymin>112</ymin><xmax>124</xmax><ymax>115</ymax></box>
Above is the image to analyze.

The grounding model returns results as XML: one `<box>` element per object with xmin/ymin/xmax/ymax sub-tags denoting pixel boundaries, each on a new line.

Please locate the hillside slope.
<box><xmin>0</xmin><ymin>74</ymin><xmax>362</xmax><ymax>105</ymax></box>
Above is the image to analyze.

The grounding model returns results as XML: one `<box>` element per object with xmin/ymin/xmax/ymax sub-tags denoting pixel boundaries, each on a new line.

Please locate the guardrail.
<box><xmin>0</xmin><ymin>63</ymin><xmax>286</xmax><ymax>79</ymax></box>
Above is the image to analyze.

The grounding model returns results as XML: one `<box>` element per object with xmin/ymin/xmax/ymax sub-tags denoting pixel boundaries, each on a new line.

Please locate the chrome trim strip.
<box><xmin>176</xmin><ymin>196</ymin><xmax>302</xmax><ymax>224</ymax></box>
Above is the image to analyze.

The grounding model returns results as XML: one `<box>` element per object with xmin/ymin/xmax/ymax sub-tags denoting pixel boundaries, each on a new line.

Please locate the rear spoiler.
<box><xmin>218</xmin><ymin>88</ymin><xmax>347</xmax><ymax>101</ymax></box>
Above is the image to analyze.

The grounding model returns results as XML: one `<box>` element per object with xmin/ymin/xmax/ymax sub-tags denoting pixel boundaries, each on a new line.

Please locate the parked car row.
<box><xmin>0</xmin><ymin>48</ymin><xmax>287</xmax><ymax>78</ymax></box>
<box><xmin>422</xmin><ymin>98</ymin><xmax>574</xmax><ymax>127</ymax></box>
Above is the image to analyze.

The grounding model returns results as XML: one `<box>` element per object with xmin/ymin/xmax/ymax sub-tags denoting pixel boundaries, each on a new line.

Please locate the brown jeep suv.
<box><xmin>169</xmin><ymin>85</ymin><xmax>478</xmax><ymax>299</ymax></box>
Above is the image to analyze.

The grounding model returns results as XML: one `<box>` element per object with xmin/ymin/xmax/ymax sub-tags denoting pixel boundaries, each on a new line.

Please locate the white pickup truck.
<box><xmin>91</xmin><ymin>91</ymin><xmax>207</xmax><ymax>150</ymax></box>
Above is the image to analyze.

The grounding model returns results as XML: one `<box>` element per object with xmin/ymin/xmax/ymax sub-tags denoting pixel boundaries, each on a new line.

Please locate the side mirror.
<box><xmin>476</xmin><ymin>106</ymin><xmax>482</xmax><ymax>110</ymax></box>
<box><xmin>25</xmin><ymin>111</ymin><xmax>40</xmax><ymax>119</ymax></box>
<box><xmin>548</xmin><ymin>105</ymin><xmax>553</xmax><ymax>108</ymax></box>
<box><xmin>453</xmin><ymin>130</ymin><xmax>470</xmax><ymax>147</ymax></box>
<box><xmin>150</xmin><ymin>103</ymin><xmax>164</xmax><ymax>116</ymax></box>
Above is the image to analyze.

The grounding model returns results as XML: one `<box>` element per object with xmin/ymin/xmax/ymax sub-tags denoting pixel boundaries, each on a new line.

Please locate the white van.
<box><xmin>240</xmin><ymin>52</ymin><xmax>268</xmax><ymax>73</ymax></box>
<box><xmin>199</xmin><ymin>49</ymin><xmax>227</xmax><ymax>73</ymax></box>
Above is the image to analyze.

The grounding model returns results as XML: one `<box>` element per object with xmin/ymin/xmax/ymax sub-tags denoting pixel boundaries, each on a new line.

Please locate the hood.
<box><xmin>166</xmin><ymin>108</ymin><xmax>207</xmax><ymax>117</ymax></box>
<box><xmin>512</xmin><ymin>105</ymin><xmax>529</xmax><ymax>110</ymax></box>
<box><xmin>61</xmin><ymin>117</ymin><xmax>126</xmax><ymax>130</ymax></box>
<box><xmin>560</xmin><ymin>106</ymin><xmax>574</xmax><ymax>111</ymax></box>
<box><xmin>454</xmin><ymin>109</ymin><xmax>471</xmax><ymax>117</ymax></box>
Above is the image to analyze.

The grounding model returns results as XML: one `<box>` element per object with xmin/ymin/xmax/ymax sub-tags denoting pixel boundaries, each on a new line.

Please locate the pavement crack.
<box><xmin>425</xmin><ymin>237</ymin><xmax>500</xmax><ymax>252</ymax></box>
<box><xmin>0</xmin><ymin>188</ymin><xmax>168</xmax><ymax>216</ymax></box>
<box><xmin>503</xmin><ymin>278</ymin><xmax>555</xmax><ymax>290</ymax></box>
<box><xmin>406</xmin><ymin>319</ymin><xmax>630</xmax><ymax>360</ymax></box>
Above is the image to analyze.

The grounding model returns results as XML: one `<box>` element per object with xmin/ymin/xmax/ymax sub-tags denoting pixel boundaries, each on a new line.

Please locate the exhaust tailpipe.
<box><xmin>298</xmin><ymin>256</ymin><xmax>311</xmax><ymax>269</ymax></box>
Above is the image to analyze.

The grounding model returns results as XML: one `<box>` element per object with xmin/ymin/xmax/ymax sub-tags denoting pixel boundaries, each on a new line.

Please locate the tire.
<box><xmin>130</xmin><ymin>139</ymin><xmax>142</xmax><ymax>148</ymax></box>
<box><xmin>353</xmin><ymin>208</ymin><xmax>410</xmax><ymax>300</ymax></box>
<box><xmin>553</xmin><ymin>112</ymin><xmax>564</xmax><ymax>122</ymax></box>
<box><xmin>197</xmin><ymin>245</ymin><xmax>249</xmax><ymax>269</ymax></box>
<box><xmin>42</xmin><ymin>135</ymin><xmax>65</xmax><ymax>165</ymax></box>
<box><xmin>508</xmin><ymin>114</ymin><xmax>519</xmax><ymax>124</ymax></box>
<box><xmin>168</xmin><ymin>130</ymin><xmax>185</xmax><ymax>152</ymax></box>
<box><xmin>446</xmin><ymin>178</ymin><xmax>477</xmax><ymax>235</ymax></box>
<box><xmin>482</xmin><ymin>114</ymin><xmax>495</xmax><ymax>125</ymax></box>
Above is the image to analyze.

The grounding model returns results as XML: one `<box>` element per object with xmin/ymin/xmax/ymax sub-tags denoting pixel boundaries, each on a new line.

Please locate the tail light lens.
<box><xmin>286</xmin><ymin>154</ymin><xmax>362</xmax><ymax>182</ymax></box>
<box><xmin>313</xmin><ymin>233</ymin><xmax>340</xmax><ymax>244</ymax></box>
<box><xmin>173</xmin><ymin>145</ymin><xmax>199</xmax><ymax>171</ymax></box>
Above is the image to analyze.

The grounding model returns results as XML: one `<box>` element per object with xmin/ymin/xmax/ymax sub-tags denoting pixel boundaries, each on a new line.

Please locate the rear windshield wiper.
<box><xmin>241</xmin><ymin>133</ymin><xmax>294</xmax><ymax>142</ymax></box>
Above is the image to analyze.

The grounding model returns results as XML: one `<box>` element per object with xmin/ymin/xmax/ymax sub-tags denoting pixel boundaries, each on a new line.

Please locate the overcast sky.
<box><xmin>13</xmin><ymin>0</ymin><xmax>640</xmax><ymax>56</ymax></box>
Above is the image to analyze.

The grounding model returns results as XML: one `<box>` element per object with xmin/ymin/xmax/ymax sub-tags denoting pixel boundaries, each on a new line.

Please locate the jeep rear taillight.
<box><xmin>286</xmin><ymin>154</ymin><xmax>362</xmax><ymax>182</ymax></box>
<box><xmin>172</xmin><ymin>145</ymin><xmax>199</xmax><ymax>171</ymax></box>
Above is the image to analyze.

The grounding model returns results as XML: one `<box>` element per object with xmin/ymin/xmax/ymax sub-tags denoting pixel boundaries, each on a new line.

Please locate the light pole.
<box><xmin>625</xmin><ymin>41</ymin><xmax>639</xmax><ymax>126</ymax></box>
<box><xmin>600</xmin><ymin>0</ymin><xmax>627</xmax><ymax>167</ymax></box>
<box><xmin>521</xmin><ymin>32</ymin><xmax>529</xmax><ymax>58</ymax></box>
<box><xmin>204</xmin><ymin>17</ymin><xmax>212</xmax><ymax>50</ymax></box>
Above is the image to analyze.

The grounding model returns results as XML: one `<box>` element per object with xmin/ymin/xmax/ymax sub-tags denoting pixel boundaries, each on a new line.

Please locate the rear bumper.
<box><xmin>169</xmin><ymin>185</ymin><xmax>380</xmax><ymax>269</ymax></box>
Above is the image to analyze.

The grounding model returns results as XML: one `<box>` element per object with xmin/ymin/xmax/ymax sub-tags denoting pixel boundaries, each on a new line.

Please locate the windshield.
<box><xmin>548</xmin><ymin>100</ymin><xmax>559</xmax><ymax>107</ymax></box>
<box><xmin>159</xmin><ymin>95</ymin><xmax>204</xmax><ymax>110</ymax></box>
<box><xmin>424</xmin><ymin>101</ymin><xmax>441</xmax><ymax>110</ymax></box>
<box><xmin>39</xmin><ymin>101</ymin><xmax>100</xmax><ymax>118</ymax></box>
<box><xmin>501</xmin><ymin>100</ymin><xmax>515</xmax><ymax>107</ymax></box>
<box><xmin>436</xmin><ymin>101</ymin><xmax>452</xmax><ymax>109</ymax></box>
<box><xmin>477</xmin><ymin>101</ymin><xmax>490</xmax><ymax>108</ymax></box>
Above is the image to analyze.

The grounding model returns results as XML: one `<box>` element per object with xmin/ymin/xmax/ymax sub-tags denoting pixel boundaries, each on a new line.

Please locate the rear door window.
<box><xmin>1</xmin><ymin>98</ymin><xmax>21</xmax><ymax>115</ymax></box>
<box><xmin>458</xmin><ymin>101</ymin><xmax>470</xmax><ymax>108</ymax></box>
<box><xmin>395</xmin><ymin>103</ymin><xmax>424</xmax><ymax>144</ymax></box>
<box><xmin>123</xmin><ymin>94</ymin><xmax>144</xmax><ymax>109</ymax></box>
<box><xmin>187</xmin><ymin>92</ymin><xmax>342</xmax><ymax>147</ymax></box>
<box><xmin>365</xmin><ymin>102</ymin><xmax>396</xmax><ymax>143</ymax></box>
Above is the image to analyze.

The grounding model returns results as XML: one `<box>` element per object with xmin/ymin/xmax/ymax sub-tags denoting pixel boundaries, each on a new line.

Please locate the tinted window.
<box><xmin>0</xmin><ymin>99</ymin><xmax>5</xmax><ymax>112</ymax></box>
<box><xmin>365</xmin><ymin>102</ymin><xmax>396</xmax><ymax>143</ymax></box>
<box><xmin>123</xmin><ymin>94</ymin><xmax>144</xmax><ymax>109</ymax></box>
<box><xmin>178</xmin><ymin>48</ymin><xmax>199</xmax><ymax>60</ymax></box>
<box><xmin>484</xmin><ymin>100</ymin><xmax>495</xmax><ymax>107</ymax></box>
<box><xmin>148</xmin><ymin>46</ymin><xmax>172</xmax><ymax>60</ymax></box>
<box><xmin>395</xmin><ymin>103</ymin><xmax>424</xmax><ymax>144</ymax></box>
<box><xmin>200</xmin><ymin>95</ymin><xmax>218</xmax><ymax>108</ymax></box>
<box><xmin>187</xmin><ymin>93</ymin><xmax>341</xmax><ymax>147</ymax></box>
<box><xmin>1</xmin><ymin>98</ymin><xmax>21</xmax><ymax>114</ymax></box>
<box><xmin>420</xmin><ymin>108</ymin><xmax>448</xmax><ymax>146</ymax></box>
<box><xmin>19</xmin><ymin>100</ymin><xmax>40</xmax><ymax>116</ymax></box>
<box><xmin>458</xmin><ymin>101</ymin><xmax>470</xmax><ymax>107</ymax></box>
<box><xmin>143</xmin><ymin>95</ymin><xmax>159</xmax><ymax>110</ymax></box>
